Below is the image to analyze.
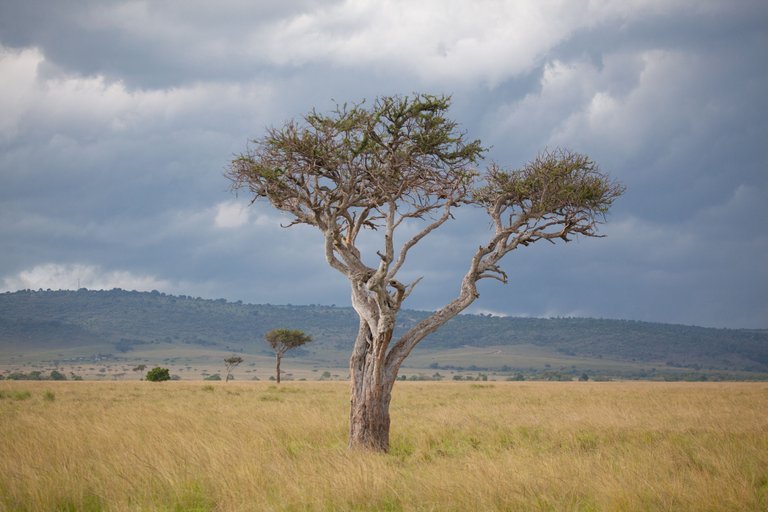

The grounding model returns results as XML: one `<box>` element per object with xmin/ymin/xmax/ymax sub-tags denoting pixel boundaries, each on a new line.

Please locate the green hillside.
<box><xmin>1</xmin><ymin>289</ymin><xmax>766</xmax><ymax>380</ymax></box>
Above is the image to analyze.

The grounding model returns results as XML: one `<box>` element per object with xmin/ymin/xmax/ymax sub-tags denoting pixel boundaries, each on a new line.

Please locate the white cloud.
<box><xmin>1</xmin><ymin>263</ymin><xmax>171</xmax><ymax>292</ymax></box>
<box><xmin>252</xmin><ymin>0</ymin><xmax>736</xmax><ymax>87</ymax></box>
<box><xmin>214</xmin><ymin>201</ymin><xmax>249</xmax><ymax>228</ymax></box>
<box><xmin>0</xmin><ymin>45</ymin><xmax>273</xmax><ymax>143</ymax></box>
<box><xmin>0</xmin><ymin>46</ymin><xmax>41</xmax><ymax>140</ymax></box>
<box><xmin>259</xmin><ymin>0</ymin><xmax>580</xmax><ymax>86</ymax></box>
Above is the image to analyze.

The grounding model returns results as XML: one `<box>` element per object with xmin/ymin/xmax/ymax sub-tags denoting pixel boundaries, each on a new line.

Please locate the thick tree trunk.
<box><xmin>348</xmin><ymin>320</ymin><xmax>397</xmax><ymax>452</ymax></box>
<box><xmin>348</xmin><ymin>376</ymin><xmax>393</xmax><ymax>452</ymax></box>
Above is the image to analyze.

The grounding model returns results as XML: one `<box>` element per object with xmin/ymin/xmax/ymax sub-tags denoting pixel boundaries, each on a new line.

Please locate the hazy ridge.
<box><xmin>1</xmin><ymin>289</ymin><xmax>766</xmax><ymax>379</ymax></box>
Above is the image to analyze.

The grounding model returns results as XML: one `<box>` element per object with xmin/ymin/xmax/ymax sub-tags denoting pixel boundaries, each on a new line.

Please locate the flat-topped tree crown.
<box><xmin>264</xmin><ymin>329</ymin><xmax>312</xmax><ymax>353</ymax></box>
<box><xmin>467</xmin><ymin>149</ymin><xmax>625</xmax><ymax>285</ymax></box>
<box><xmin>476</xmin><ymin>149</ymin><xmax>623</xmax><ymax>221</ymax></box>
<box><xmin>228</xmin><ymin>93</ymin><xmax>623</xmax><ymax>451</ymax></box>
<box><xmin>264</xmin><ymin>329</ymin><xmax>312</xmax><ymax>384</ymax></box>
<box><xmin>228</xmin><ymin>93</ymin><xmax>484</xmax><ymax>234</ymax></box>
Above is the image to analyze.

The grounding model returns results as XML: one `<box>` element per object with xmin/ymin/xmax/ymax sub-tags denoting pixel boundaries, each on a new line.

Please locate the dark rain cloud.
<box><xmin>1</xmin><ymin>1</ymin><xmax>766</xmax><ymax>328</ymax></box>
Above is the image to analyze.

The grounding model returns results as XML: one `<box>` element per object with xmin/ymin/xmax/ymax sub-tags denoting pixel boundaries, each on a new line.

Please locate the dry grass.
<box><xmin>1</xmin><ymin>381</ymin><xmax>766</xmax><ymax>511</ymax></box>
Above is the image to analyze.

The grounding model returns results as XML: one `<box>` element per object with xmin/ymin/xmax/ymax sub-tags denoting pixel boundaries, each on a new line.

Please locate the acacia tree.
<box><xmin>228</xmin><ymin>93</ymin><xmax>624</xmax><ymax>452</ymax></box>
<box><xmin>223</xmin><ymin>355</ymin><xmax>244</xmax><ymax>382</ymax></box>
<box><xmin>264</xmin><ymin>329</ymin><xmax>312</xmax><ymax>383</ymax></box>
<box><xmin>145</xmin><ymin>367</ymin><xmax>170</xmax><ymax>382</ymax></box>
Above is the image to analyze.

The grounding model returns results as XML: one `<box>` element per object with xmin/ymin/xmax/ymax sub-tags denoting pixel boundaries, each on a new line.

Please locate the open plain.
<box><xmin>1</xmin><ymin>380</ymin><xmax>766</xmax><ymax>511</ymax></box>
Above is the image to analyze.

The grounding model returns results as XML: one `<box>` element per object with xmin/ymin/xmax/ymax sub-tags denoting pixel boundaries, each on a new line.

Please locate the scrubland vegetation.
<box><xmin>1</xmin><ymin>380</ymin><xmax>766</xmax><ymax>511</ymax></box>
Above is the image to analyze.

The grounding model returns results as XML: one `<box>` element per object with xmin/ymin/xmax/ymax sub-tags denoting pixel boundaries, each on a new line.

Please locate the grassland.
<box><xmin>1</xmin><ymin>381</ymin><xmax>766</xmax><ymax>511</ymax></box>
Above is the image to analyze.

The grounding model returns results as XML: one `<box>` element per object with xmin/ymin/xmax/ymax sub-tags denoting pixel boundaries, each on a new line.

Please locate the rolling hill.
<box><xmin>1</xmin><ymin>289</ymin><xmax>766</xmax><ymax>380</ymax></box>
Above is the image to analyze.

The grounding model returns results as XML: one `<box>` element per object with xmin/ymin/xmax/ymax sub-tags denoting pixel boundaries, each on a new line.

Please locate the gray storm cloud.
<box><xmin>1</xmin><ymin>0</ymin><xmax>766</xmax><ymax>328</ymax></box>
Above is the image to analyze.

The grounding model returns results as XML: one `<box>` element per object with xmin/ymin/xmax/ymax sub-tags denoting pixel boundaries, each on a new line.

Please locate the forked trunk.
<box><xmin>345</xmin><ymin>274</ymin><xmax>478</xmax><ymax>452</ymax></box>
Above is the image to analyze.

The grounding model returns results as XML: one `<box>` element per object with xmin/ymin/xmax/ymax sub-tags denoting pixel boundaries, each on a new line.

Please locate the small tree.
<box><xmin>223</xmin><ymin>356</ymin><xmax>244</xmax><ymax>382</ymax></box>
<box><xmin>145</xmin><ymin>367</ymin><xmax>171</xmax><ymax>382</ymax></box>
<box><xmin>264</xmin><ymin>329</ymin><xmax>312</xmax><ymax>384</ymax></box>
<box><xmin>49</xmin><ymin>370</ymin><xmax>67</xmax><ymax>381</ymax></box>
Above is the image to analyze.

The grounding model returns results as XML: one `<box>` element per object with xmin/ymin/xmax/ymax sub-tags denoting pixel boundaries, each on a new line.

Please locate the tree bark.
<box><xmin>275</xmin><ymin>354</ymin><xmax>282</xmax><ymax>384</ymax></box>
<box><xmin>348</xmin><ymin>381</ymin><xmax>393</xmax><ymax>452</ymax></box>
<box><xmin>348</xmin><ymin>322</ymin><xmax>396</xmax><ymax>452</ymax></box>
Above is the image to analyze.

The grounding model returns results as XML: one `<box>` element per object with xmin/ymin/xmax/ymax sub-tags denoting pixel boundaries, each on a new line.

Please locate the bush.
<box><xmin>204</xmin><ymin>374</ymin><xmax>222</xmax><ymax>381</ymax></box>
<box><xmin>145</xmin><ymin>367</ymin><xmax>171</xmax><ymax>382</ymax></box>
<box><xmin>13</xmin><ymin>390</ymin><xmax>32</xmax><ymax>401</ymax></box>
<box><xmin>6</xmin><ymin>372</ymin><xmax>35</xmax><ymax>380</ymax></box>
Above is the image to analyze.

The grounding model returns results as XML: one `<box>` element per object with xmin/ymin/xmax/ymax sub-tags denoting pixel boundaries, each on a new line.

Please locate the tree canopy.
<box><xmin>264</xmin><ymin>329</ymin><xmax>312</xmax><ymax>355</ymax></box>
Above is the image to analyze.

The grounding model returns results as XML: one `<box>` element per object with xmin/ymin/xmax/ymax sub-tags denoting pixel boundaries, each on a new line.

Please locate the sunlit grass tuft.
<box><xmin>0</xmin><ymin>381</ymin><xmax>766</xmax><ymax>511</ymax></box>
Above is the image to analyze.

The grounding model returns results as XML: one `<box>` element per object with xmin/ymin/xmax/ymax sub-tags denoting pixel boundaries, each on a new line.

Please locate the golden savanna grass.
<box><xmin>1</xmin><ymin>380</ymin><xmax>767</xmax><ymax>511</ymax></box>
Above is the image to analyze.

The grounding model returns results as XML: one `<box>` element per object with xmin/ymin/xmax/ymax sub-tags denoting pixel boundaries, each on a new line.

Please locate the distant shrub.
<box><xmin>6</xmin><ymin>371</ymin><xmax>42</xmax><ymax>380</ymax></box>
<box><xmin>204</xmin><ymin>374</ymin><xmax>222</xmax><ymax>381</ymax></box>
<box><xmin>43</xmin><ymin>390</ymin><xmax>55</xmax><ymax>401</ymax></box>
<box><xmin>4</xmin><ymin>371</ymin><xmax>63</xmax><ymax>381</ymax></box>
<box><xmin>540</xmin><ymin>371</ymin><xmax>573</xmax><ymax>381</ymax></box>
<box><xmin>13</xmin><ymin>390</ymin><xmax>32</xmax><ymax>401</ymax></box>
<box><xmin>145</xmin><ymin>367</ymin><xmax>171</xmax><ymax>382</ymax></box>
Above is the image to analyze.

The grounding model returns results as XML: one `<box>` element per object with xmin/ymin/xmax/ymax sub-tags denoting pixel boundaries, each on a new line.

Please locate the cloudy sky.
<box><xmin>1</xmin><ymin>0</ymin><xmax>766</xmax><ymax>329</ymax></box>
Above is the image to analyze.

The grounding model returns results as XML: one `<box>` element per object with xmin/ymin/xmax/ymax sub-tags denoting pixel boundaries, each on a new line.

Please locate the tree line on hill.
<box><xmin>0</xmin><ymin>289</ymin><xmax>766</xmax><ymax>374</ymax></box>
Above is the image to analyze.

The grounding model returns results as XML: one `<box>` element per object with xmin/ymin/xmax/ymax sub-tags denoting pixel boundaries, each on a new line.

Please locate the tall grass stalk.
<box><xmin>1</xmin><ymin>381</ymin><xmax>766</xmax><ymax>511</ymax></box>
